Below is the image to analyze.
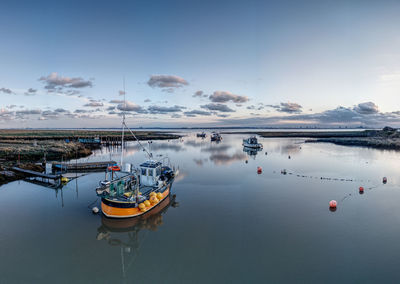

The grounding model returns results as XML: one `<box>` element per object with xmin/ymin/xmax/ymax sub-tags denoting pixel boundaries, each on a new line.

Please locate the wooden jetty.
<box><xmin>52</xmin><ymin>160</ymin><xmax>117</xmax><ymax>171</ymax></box>
<box><xmin>11</xmin><ymin>167</ymin><xmax>62</xmax><ymax>186</ymax></box>
<box><xmin>12</xmin><ymin>167</ymin><xmax>62</xmax><ymax>179</ymax></box>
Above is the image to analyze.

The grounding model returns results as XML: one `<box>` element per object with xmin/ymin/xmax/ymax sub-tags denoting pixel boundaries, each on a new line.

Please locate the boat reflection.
<box><xmin>242</xmin><ymin>146</ymin><xmax>262</xmax><ymax>159</ymax></box>
<box><xmin>96</xmin><ymin>194</ymin><xmax>178</xmax><ymax>281</ymax></box>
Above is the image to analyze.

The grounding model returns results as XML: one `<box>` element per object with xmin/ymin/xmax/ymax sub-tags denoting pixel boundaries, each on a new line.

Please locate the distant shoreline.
<box><xmin>0</xmin><ymin>129</ymin><xmax>181</xmax><ymax>141</ymax></box>
<box><xmin>0</xmin><ymin>127</ymin><xmax>379</xmax><ymax>131</ymax></box>
<box><xmin>223</xmin><ymin>127</ymin><xmax>400</xmax><ymax>150</ymax></box>
<box><xmin>221</xmin><ymin>130</ymin><xmax>368</xmax><ymax>138</ymax></box>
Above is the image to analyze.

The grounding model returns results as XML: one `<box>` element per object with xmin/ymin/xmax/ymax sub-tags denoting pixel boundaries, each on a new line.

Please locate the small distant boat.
<box><xmin>242</xmin><ymin>136</ymin><xmax>263</xmax><ymax>149</ymax></box>
<box><xmin>196</xmin><ymin>132</ymin><xmax>206</xmax><ymax>138</ymax></box>
<box><xmin>210</xmin><ymin>132</ymin><xmax>222</xmax><ymax>141</ymax></box>
<box><xmin>78</xmin><ymin>136</ymin><xmax>101</xmax><ymax>145</ymax></box>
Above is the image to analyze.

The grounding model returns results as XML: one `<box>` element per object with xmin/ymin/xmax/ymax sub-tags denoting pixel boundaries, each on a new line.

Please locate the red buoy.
<box><xmin>359</xmin><ymin>186</ymin><xmax>364</xmax><ymax>193</ymax></box>
<box><xmin>329</xmin><ymin>200</ymin><xmax>337</xmax><ymax>208</ymax></box>
<box><xmin>257</xmin><ymin>166</ymin><xmax>262</xmax><ymax>174</ymax></box>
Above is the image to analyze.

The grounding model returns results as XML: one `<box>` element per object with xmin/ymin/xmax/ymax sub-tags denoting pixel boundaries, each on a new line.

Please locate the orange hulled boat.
<box><xmin>96</xmin><ymin>160</ymin><xmax>176</xmax><ymax>218</ymax></box>
<box><xmin>95</xmin><ymin>82</ymin><xmax>178</xmax><ymax>218</ymax></box>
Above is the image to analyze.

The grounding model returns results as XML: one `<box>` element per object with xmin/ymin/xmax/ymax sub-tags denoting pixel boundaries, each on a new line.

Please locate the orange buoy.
<box><xmin>359</xmin><ymin>186</ymin><xmax>364</xmax><ymax>192</ymax></box>
<box><xmin>257</xmin><ymin>166</ymin><xmax>262</xmax><ymax>174</ymax></box>
<box><xmin>383</xmin><ymin>177</ymin><xmax>387</xmax><ymax>184</ymax></box>
<box><xmin>329</xmin><ymin>200</ymin><xmax>337</xmax><ymax>208</ymax></box>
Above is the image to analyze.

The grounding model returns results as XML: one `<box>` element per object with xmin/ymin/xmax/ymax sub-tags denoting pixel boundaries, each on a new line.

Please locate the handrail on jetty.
<box><xmin>52</xmin><ymin>160</ymin><xmax>117</xmax><ymax>171</ymax></box>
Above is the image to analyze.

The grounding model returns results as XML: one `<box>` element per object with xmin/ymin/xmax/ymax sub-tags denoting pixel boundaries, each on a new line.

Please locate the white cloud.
<box><xmin>147</xmin><ymin>75</ymin><xmax>188</xmax><ymax>90</ymax></box>
<box><xmin>209</xmin><ymin>91</ymin><xmax>248</xmax><ymax>103</ymax></box>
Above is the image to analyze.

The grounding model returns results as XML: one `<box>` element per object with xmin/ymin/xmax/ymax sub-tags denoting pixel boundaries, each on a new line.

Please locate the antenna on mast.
<box><xmin>120</xmin><ymin>77</ymin><xmax>126</xmax><ymax>167</ymax></box>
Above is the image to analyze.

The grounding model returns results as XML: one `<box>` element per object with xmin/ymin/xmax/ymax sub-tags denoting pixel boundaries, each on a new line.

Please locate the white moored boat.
<box><xmin>242</xmin><ymin>136</ymin><xmax>263</xmax><ymax>149</ymax></box>
<box><xmin>210</xmin><ymin>132</ymin><xmax>222</xmax><ymax>141</ymax></box>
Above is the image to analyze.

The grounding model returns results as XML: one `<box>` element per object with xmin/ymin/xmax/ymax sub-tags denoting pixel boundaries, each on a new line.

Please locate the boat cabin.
<box><xmin>139</xmin><ymin>160</ymin><xmax>162</xmax><ymax>187</ymax></box>
<box><xmin>247</xmin><ymin>136</ymin><xmax>258</xmax><ymax>144</ymax></box>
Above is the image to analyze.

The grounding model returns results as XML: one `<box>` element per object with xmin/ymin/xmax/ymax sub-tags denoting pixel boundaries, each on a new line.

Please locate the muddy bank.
<box><xmin>305</xmin><ymin>127</ymin><xmax>400</xmax><ymax>150</ymax></box>
<box><xmin>0</xmin><ymin>140</ymin><xmax>92</xmax><ymax>163</ymax></box>
<box><xmin>222</xmin><ymin>130</ymin><xmax>369</xmax><ymax>138</ymax></box>
<box><xmin>222</xmin><ymin>127</ymin><xmax>400</xmax><ymax>150</ymax></box>
<box><xmin>0</xmin><ymin>129</ymin><xmax>181</xmax><ymax>185</ymax></box>
<box><xmin>0</xmin><ymin>129</ymin><xmax>181</xmax><ymax>141</ymax></box>
<box><xmin>306</xmin><ymin>137</ymin><xmax>400</xmax><ymax>150</ymax></box>
<box><xmin>0</xmin><ymin>129</ymin><xmax>181</xmax><ymax>163</ymax></box>
<box><xmin>0</xmin><ymin>140</ymin><xmax>91</xmax><ymax>185</ymax></box>
<box><xmin>0</xmin><ymin>163</ymin><xmax>44</xmax><ymax>185</ymax></box>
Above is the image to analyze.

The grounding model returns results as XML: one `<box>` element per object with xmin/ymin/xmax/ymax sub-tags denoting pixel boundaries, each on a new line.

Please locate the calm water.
<box><xmin>1</xmin><ymin>133</ymin><xmax>400</xmax><ymax>283</ymax></box>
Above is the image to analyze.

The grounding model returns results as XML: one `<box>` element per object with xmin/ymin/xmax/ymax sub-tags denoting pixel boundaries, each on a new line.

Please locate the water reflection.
<box><xmin>259</xmin><ymin>138</ymin><xmax>303</xmax><ymax>155</ymax></box>
<box><xmin>242</xmin><ymin>146</ymin><xmax>262</xmax><ymax>159</ymax></box>
<box><xmin>201</xmin><ymin>144</ymin><xmax>231</xmax><ymax>153</ymax></box>
<box><xmin>185</xmin><ymin>140</ymin><xmax>205</xmax><ymax>148</ymax></box>
<box><xmin>96</xmin><ymin>195</ymin><xmax>178</xmax><ymax>282</ymax></box>
<box><xmin>148</xmin><ymin>142</ymin><xmax>185</xmax><ymax>152</ymax></box>
<box><xmin>209</xmin><ymin>152</ymin><xmax>246</xmax><ymax>166</ymax></box>
<box><xmin>281</xmin><ymin>144</ymin><xmax>302</xmax><ymax>155</ymax></box>
<box><xmin>4</xmin><ymin>132</ymin><xmax>400</xmax><ymax>282</ymax></box>
<box><xmin>193</xmin><ymin>158</ymin><xmax>208</xmax><ymax>166</ymax></box>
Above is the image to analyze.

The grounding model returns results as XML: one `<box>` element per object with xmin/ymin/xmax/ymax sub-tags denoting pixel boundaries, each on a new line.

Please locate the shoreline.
<box><xmin>0</xmin><ymin>130</ymin><xmax>181</xmax><ymax>185</ymax></box>
<box><xmin>223</xmin><ymin>127</ymin><xmax>400</xmax><ymax>150</ymax></box>
<box><xmin>221</xmin><ymin>130</ymin><xmax>369</xmax><ymax>138</ymax></box>
<box><xmin>0</xmin><ymin>129</ymin><xmax>181</xmax><ymax>141</ymax></box>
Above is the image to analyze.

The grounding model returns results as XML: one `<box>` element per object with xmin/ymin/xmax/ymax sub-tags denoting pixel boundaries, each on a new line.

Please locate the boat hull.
<box><xmin>101</xmin><ymin>184</ymin><xmax>171</xmax><ymax>219</ymax></box>
<box><xmin>243</xmin><ymin>143</ymin><xmax>263</xmax><ymax>149</ymax></box>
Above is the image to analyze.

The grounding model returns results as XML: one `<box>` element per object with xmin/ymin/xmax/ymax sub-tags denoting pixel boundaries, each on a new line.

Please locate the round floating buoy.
<box><xmin>138</xmin><ymin>203</ymin><xmax>145</xmax><ymax>210</ymax></box>
<box><xmin>257</xmin><ymin>166</ymin><xmax>262</xmax><ymax>174</ymax></box>
<box><xmin>156</xmin><ymin>192</ymin><xmax>163</xmax><ymax>200</ymax></box>
<box><xmin>265</xmin><ymin>152</ymin><xmax>268</xmax><ymax>155</ymax></box>
<box><xmin>144</xmin><ymin>200</ymin><xmax>151</xmax><ymax>207</ymax></box>
<box><xmin>383</xmin><ymin>177</ymin><xmax>387</xmax><ymax>184</ymax></box>
<box><xmin>359</xmin><ymin>186</ymin><xmax>364</xmax><ymax>193</ymax></box>
<box><xmin>150</xmin><ymin>192</ymin><xmax>156</xmax><ymax>197</ymax></box>
<box><xmin>92</xmin><ymin>207</ymin><xmax>99</xmax><ymax>214</ymax></box>
<box><xmin>329</xmin><ymin>200</ymin><xmax>337</xmax><ymax>208</ymax></box>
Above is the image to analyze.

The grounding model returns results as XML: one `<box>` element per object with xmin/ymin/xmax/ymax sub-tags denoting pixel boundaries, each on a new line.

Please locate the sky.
<box><xmin>0</xmin><ymin>0</ymin><xmax>400</xmax><ymax>128</ymax></box>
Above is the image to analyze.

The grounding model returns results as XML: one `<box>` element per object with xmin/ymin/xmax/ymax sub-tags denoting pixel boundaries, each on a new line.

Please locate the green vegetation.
<box><xmin>0</xmin><ymin>129</ymin><xmax>180</xmax><ymax>140</ymax></box>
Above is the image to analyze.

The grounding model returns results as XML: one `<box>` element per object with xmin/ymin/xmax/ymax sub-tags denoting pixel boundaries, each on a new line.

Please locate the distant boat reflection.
<box><xmin>243</xmin><ymin>146</ymin><xmax>262</xmax><ymax>159</ymax></box>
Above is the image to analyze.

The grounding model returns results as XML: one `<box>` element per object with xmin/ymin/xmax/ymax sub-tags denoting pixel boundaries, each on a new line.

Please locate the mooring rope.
<box><xmin>277</xmin><ymin>169</ymin><xmax>371</xmax><ymax>183</ymax></box>
<box><xmin>87</xmin><ymin>197</ymin><xmax>99</xmax><ymax>209</ymax></box>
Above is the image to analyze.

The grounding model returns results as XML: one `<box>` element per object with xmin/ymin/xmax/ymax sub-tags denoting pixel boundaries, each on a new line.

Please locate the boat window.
<box><xmin>148</xmin><ymin>169</ymin><xmax>154</xmax><ymax>177</ymax></box>
<box><xmin>156</xmin><ymin>167</ymin><xmax>161</xmax><ymax>176</ymax></box>
<box><xmin>141</xmin><ymin>168</ymin><xmax>146</xmax><ymax>176</ymax></box>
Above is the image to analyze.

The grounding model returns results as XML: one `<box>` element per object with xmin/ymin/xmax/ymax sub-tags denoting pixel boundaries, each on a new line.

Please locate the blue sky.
<box><xmin>0</xmin><ymin>0</ymin><xmax>400</xmax><ymax>128</ymax></box>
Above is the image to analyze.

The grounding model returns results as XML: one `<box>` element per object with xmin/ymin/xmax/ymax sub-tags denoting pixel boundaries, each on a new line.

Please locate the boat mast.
<box><xmin>121</xmin><ymin>77</ymin><xmax>126</xmax><ymax>167</ymax></box>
